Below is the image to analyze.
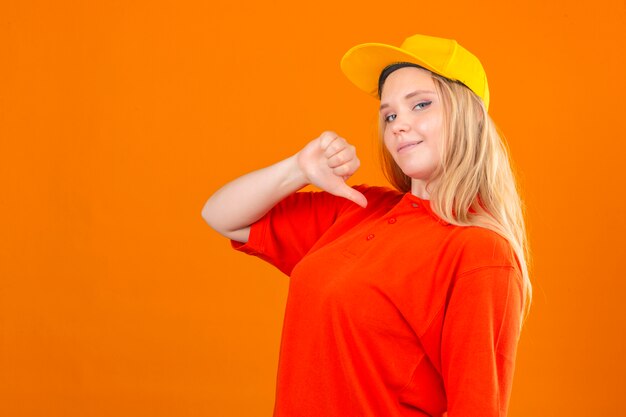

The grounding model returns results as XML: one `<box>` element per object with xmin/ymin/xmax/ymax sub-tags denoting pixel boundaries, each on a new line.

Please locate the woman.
<box><xmin>202</xmin><ymin>34</ymin><xmax>531</xmax><ymax>417</ymax></box>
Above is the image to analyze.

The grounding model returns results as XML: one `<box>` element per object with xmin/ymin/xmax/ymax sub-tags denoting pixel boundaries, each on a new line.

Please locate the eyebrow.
<box><xmin>379</xmin><ymin>90</ymin><xmax>436</xmax><ymax>111</ymax></box>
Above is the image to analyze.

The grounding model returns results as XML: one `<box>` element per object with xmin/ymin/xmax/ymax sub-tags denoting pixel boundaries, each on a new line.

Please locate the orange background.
<box><xmin>1</xmin><ymin>1</ymin><xmax>625</xmax><ymax>416</ymax></box>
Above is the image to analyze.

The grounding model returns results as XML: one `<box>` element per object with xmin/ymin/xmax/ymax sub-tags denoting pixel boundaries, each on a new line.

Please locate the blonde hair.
<box><xmin>379</xmin><ymin>73</ymin><xmax>532</xmax><ymax>320</ymax></box>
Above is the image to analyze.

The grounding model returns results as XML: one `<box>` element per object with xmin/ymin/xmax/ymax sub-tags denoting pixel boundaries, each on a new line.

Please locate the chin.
<box><xmin>400</xmin><ymin>167</ymin><xmax>434</xmax><ymax>181</ymax></box>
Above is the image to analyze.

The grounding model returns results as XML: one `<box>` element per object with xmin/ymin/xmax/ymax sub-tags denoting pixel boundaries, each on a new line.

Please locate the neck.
<box><xmin>411</xmin><ymin>180</ymin><xmax>429</xmax><ymax>200</ymax></box>
<box><xmin>411</xmin><ymin>178</ymin><xmax>437</xmax><ymax>200</ymax></box>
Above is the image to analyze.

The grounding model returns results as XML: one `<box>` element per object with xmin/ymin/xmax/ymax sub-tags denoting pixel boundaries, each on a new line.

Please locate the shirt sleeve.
<box><xmin>230</xmin><ymin>188</ymin><xmax>357</xmax><ymax>276</ymax></box>
<box><xmin>441</xmin><ymin>265</ymin><xmax>524</xmax><ymax>417</ymax></box>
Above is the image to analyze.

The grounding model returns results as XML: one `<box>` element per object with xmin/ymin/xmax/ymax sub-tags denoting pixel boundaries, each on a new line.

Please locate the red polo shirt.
<box><xmin>232</xmin><ymin>185</ymin><xmax>523</xmax><ymax>417</ymax></box>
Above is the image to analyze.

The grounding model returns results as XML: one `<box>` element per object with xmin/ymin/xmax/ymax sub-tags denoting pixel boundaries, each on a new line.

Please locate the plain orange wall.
<box><xmin>1</xmin><ymin>0</ymin><xmax>625</xmax><ymax>416</ymax></box>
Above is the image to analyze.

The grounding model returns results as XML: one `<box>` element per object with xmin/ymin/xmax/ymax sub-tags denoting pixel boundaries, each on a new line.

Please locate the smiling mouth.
<box><xmin>398</xmin><ymin>141</ymin><xmax>423</xmax><ymax>153</ymax></box>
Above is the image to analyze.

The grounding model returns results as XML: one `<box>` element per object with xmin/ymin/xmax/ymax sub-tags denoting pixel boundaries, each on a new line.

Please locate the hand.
<box><xmin>296</xmin><ymin>131</ymin><xmax>368</xmax><ymax>208</ymax></box>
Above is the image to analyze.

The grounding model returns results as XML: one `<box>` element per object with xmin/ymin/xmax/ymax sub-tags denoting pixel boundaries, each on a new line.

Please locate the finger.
<box><xmin>350</xmin><ymin>189</ymin><xmax>368</xmax><ymax>208</ymax></box>
<box><xmin>318</xmin><ymin>131</ymin><xmax>339</xmax><ymax>151</ymax></box>
<box><xmin>332</xmin><ymin>157</ymin><xmax>360</xmax><ymax>178</ymax></box>
<box><xmin>326</xmin><ymin>145</ymin><xmax>356</xmax><ymax>169</ymax></box>
<box><xmin>328</xmin><ymin>182</ymin><xmax>368</xmax><ymax>208</ymax></box>
<box><xmin>323</xmin><ymin>137</ymin><xmax>347</xmax><ymax>159</ymax></box>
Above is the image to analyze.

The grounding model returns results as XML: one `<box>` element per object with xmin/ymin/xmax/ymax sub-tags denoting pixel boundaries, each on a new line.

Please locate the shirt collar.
<box><xmin>402</xmin><ymin>192</ymin><xmax>451</xmax><ymax>226</ymax></box>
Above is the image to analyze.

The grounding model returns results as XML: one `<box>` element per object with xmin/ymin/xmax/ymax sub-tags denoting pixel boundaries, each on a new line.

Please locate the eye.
<box><xmin>414</xmin><ymin>101</ymin><xmax>432</xmax><ymax>110</ymax></box>
<box><xmin>384</xmin><ymin>114</ymin><xmax>396</xmax><ymax>123</ymax></box>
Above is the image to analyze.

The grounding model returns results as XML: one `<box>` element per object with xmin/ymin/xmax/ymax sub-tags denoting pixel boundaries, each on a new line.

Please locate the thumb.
<box><xmin>329</xmin><ymin>182</ymin><xmax>368</xmax><ymax>208</ymax></box>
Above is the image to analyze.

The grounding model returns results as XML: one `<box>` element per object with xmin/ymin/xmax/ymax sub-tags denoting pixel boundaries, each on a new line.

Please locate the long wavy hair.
<box><xmin>379</xmin><ymin>71</ymin><xmax>532</xmax><ymax>320</ymax></box>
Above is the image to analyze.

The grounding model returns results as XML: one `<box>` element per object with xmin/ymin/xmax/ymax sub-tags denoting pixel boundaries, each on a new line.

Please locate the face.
<box><xmin>379</xmin><ymin>67</ymin><xmax>445</xmax><ymax>197</ymax></box>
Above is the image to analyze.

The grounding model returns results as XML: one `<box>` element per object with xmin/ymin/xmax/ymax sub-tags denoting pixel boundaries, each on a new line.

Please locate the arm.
<box><xmin>201</xmin><ymin>153</ymin><xmax>307</xmax><ymax>243</ymax></box>
<box><xmin>441</xmin><ymin>267</ymin><xmax>524</xmax><ymax>417</ymax></box>
<box><xmin>201</xmin><ymin>131</ymin><xmax>367</xmax><ymax>243</ymax></box>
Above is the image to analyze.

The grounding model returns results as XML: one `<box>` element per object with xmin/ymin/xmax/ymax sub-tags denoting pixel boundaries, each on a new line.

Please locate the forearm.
<box><xmin>201</xmin><ymin>154</ymin><xmax>308</xmax><ymax>242</ymax></box>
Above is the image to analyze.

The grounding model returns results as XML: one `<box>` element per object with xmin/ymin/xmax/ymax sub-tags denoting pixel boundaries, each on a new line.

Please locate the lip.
<box><xmin>397</xmin><ymin>141</ymin><xmax>423</xmax><ymax>153</ymax></box>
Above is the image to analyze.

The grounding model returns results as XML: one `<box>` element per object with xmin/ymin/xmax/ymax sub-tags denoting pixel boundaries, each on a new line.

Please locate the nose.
<box><xmin>391</xmin><ymin>115</ymin><xmax>410</xmax><ymax>135</ymax></box>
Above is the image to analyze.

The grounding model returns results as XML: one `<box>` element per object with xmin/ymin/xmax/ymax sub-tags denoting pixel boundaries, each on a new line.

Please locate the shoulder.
<box><xmin>453</xmin><ymin>226</ymin><xmax>521</xmax><ymax>276</ymax></box>
<box><xmin>447</xmin><ymin>228</ymin><xmax>524</xmax><ymax>311</ymax></box>
<box><xmin>352</xmin><ymin>183</ymin><xmax>401</xmax><ymax>196</ymax></box>
<box><xmin>352</xmin><ymin>184</ymin><xmax>403</xmax><ymax>206</ymax></box>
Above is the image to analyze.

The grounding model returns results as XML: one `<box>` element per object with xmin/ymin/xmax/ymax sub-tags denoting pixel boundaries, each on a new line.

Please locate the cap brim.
<box><xmin>340</xmin><ymin>42</ymin><xmax>443</xmax><ymax>98</ymax></box>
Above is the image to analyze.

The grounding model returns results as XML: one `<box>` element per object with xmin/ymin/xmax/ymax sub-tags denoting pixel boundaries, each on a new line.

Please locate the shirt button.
<box><xmin>411</xmin><ymin>203</ymin><xmax>419</xmax><ymax>208</ymax></box>
<box><xmin>388</xmin><ymin>217</ymin><xmax>397</xmax><ymax>224</ymax></box>
<box><xmin>366</xmin><ymin>234</ymin><xmax>375</xmax><ymax>240</ymax></box>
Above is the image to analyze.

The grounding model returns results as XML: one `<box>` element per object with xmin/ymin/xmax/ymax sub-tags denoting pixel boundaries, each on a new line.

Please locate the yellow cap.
<box><xmin>340</xmin><ymin>34</ymin><xmax>490</xmax><ymax>110</ymax></box>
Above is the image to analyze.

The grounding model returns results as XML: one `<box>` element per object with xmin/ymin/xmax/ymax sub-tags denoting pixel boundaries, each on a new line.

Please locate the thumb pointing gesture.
<box><xmin>297</xmin><ymin>131</ymin><xmax>368</xmax><ymax>208</ymax></box>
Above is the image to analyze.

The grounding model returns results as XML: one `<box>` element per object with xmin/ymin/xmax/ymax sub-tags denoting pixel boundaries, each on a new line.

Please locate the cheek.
<box><xmin>433</xmin><ymin>123</ymin><xmax>445</xmax><ymax>154</ymax></box>
<box><xmin>415</xmin><ymin>117</ymin><xmax>438</xmax><ymax>134</ymax></box>
<box><xmin>420</xmin><ymin>116</ymin><xmax>444</xmax><ymax>149</ymax></box>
